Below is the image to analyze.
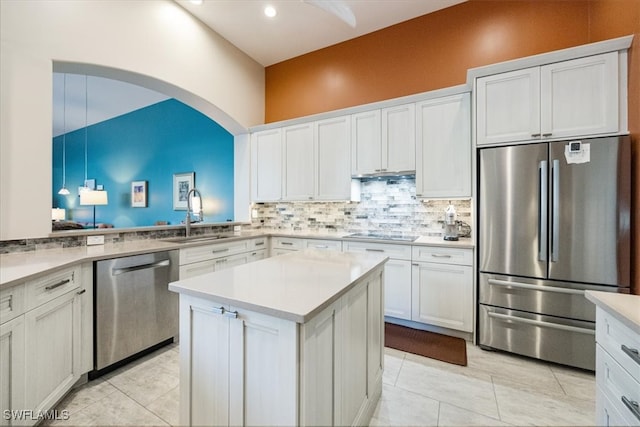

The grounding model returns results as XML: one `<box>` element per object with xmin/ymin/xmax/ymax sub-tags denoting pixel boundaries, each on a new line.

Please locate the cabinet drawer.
<box><xmin>180</xmin><ymin>239</ymin><xmax>250</xmax><ymax>265</ymax></box>
<box><xmin>597</xmin><ymin>345</ymin><xmax>640</xmax><ymax>425</ymax></box>
<box><xmin>412</xmin><ymin>246</ymin><xmax>473</xmax><ymax>266</ymax></box>
<box><xmin>271</xmin><ymin>237</ymin><xmax>305</xmax><ymax>250</ymax></box>
<box><xmin>25</xmin><ymin>267</ymin><xmax>80</xmax><ymax>311</ymax></box>
<box><xmin>250</xmin><ymin>237</ymin><xmax>268</xmax><ymax>250</ymax></box>
<box><xmin>0</xmin><ymin>283</ymin><xmax>25</xmax><ymax>324</ymax></box>
<box><xmin>305</xmin><ymin>239</ymin><xmax>342</xmax><ymax>251</ymax></box>
<box><xmin>596</xmin><ymin>308</ymin><xmax>640</xmax><ymax>384</ymax></box>
<box><xmin>344</xmin><ymin>242</ymin><xmax>411</xmax><ymax>260</ymax></box>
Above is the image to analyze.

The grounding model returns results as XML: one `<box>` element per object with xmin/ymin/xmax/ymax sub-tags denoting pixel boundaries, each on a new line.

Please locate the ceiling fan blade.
<box><xmin>303</xmin><ymin>0</ymin><xmax>356</xmax><ymax>28</ymax></box>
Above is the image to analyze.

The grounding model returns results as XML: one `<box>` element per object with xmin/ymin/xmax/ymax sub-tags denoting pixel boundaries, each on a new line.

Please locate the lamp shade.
<box><xmin>80</xmin><ymin>190</ymin><xmax>108</xmax><ymax>206</ymax></box>
<box><xmin>51</xmin><ymin>208</ymin><xmax>66</xmax><ymax>221</ymax></box>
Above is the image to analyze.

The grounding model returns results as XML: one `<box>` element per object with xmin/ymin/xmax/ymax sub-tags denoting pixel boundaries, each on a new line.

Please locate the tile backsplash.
<box><xmin>249</xmin><ymin>176</ymin><xmax>472</xmax><ymax>237</ymax></box>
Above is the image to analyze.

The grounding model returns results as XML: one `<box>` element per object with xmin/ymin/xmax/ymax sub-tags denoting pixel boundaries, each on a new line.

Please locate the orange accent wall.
<box><xmin>265</xmin><ymin>0</ymin><xmax>640</xmax><ymax>294</ymax></box>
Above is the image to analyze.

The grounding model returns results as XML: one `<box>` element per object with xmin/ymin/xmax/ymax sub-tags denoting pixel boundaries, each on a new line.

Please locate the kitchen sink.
<box><xmin>161</xmin><ymin>235</ymin><xmax>231</xmax><ymax>244</ymax></box>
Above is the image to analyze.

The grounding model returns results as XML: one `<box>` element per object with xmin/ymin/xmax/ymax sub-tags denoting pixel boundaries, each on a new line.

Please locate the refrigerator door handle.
<box><xmin>487</xmin><ymin>311</ymin><xmax>595</xmax><ymax>335</ymax></box>
<box><xmin>551</xmin><ymin>159</ymin><xmax>560</xmax><ymax>262</ymax></box>
<box><xmin>487</xmin><ymin>278</ymin><xmax>585</xmax><ymax>295</ymax></box>
<box><xmin>538</xmin><ymin>160</ymin><xmax>548</xmax><ymax>262</ymax></box>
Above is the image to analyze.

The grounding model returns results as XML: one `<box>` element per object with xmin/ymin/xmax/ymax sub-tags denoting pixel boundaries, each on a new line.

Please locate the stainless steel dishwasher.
<box><xmin>92</xmin><ymin>250</ymin><xmax>179</xmax><ymax>377</ymax></box>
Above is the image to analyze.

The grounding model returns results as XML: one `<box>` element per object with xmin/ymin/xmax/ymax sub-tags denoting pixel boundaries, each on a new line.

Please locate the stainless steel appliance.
<box><xmin>92</xmin><ymin>250</ymin><xmax>179</xmax><ymax>377</ymax></box>
<box><xmin>478</xmin><ymin>136</ymin><xmax>630</xmax><ymax>370</ymax></box>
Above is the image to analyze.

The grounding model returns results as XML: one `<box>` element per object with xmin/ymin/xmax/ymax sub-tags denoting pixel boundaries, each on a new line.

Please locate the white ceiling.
<box><xmin>175</xmin><ymin>0</ymin><xmax>467</xmax><ymax>67</ymax></box>
<box><xmin>52</xmin><ymin>73</ymin><xmax>169</xmax><ymax>137</ymax></box>
<box><xmin>52</xmin><ymin>0</ymin><xmax>466</xmax><ymax>136</ymax></box>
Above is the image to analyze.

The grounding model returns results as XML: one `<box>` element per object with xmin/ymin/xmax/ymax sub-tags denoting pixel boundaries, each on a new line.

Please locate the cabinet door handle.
<box><xmin>365</xmin><ymin>248</ymin><xmax>385</xmax><ymax>252</ymax></box>
<box><xmin>281</xmin><ymin>242</ymin><xmax>293</xmax><ymax>246</ymax></box>
<box><xmin>412</xmin><ymin>263</ymin><xmax>419</xmax><ymax>267</ymax></box>
<box><xmin>212</xmin><ymin>306</ymin><xmax>225</xmax><ymax>315</ymax></box>
<box><xmin>255</xmin><ymin>241</ymin><xmax>265</xmax><ymax>246</ymax></box>
<box><xmin>212</xmin><ymin>248</ymin><xmax>229</xmax><ymax>253</ymax></box>
<box><xmin>76</xmin><ymin>289</ymin><xmax>86</xmax><ymax>295</ymax></box>
<box><xmin>621</xmin><ymin>344</ymin><xmax>640</xmax><ymax>366</ymax></box>
<box><xmin>431</xmin><ymin>254</ymin><xmax>452</xmax><ymax>258</ymax></box>
<box><xmin>215</xmin><ymin>259</ymin><xmax>227</xmax><ymax>264</ymax></box>
<box><xmin>542</xmin><ymin>132</ymin><xmax>553</xmax><ymax>137</ymax></box>
<box><xmin>45</xmin><ymin>278</ymin><xmax>71</xmax><ymax>291</ymax></box>
<box><xmin>224</xmin><ymin>310</ymin><xmax>238</xmax><ymax>319</ymax></box>
<box><xmin>621</xmin><ymin>396</ymin><xmax>640</xmax><ymax>422</ymax></box>
<box><xmin>531</xmin><ymin>133</ymin><xmax>541</xmax><ymax>137</ymax></box>
<box><xmin>313</xmin><ymin>245</ymin><xmax>329</xmax><ymax>249</ymax></box>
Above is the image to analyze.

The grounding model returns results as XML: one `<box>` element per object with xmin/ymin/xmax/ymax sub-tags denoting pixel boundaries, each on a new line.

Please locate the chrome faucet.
<box><xmin>185</xmin><ymin>188</ymin><xmax>203</xmax><ymax>237</ymax></box>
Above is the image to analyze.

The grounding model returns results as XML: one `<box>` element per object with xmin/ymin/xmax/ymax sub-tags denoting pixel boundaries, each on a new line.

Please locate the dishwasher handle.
<box><xmin>112</xmin><ymin>259</ymin><xmax>171</xmax><ymax>276</ymax></box>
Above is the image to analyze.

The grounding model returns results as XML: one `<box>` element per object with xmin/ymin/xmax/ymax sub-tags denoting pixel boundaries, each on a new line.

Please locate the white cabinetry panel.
<box><xmin>477</xmin><ymin>52</ymin><xmax>620</xmax><ymax>146</ymax></box>
<box><xmin>351</xmin><ymin>110</ymin><xmax>382</xmax><ymax>176</ymax></box>
<box><xmin>283</xmin><ymin>123</ymin><xmax>315</xmax><ymax>201</ymax></box>
<box><xmin>25</xmin><ymin>290</ymin><xmax>81</xmax><ymax>414</ymax></box>
<box><xmin>382</xmin><ymin>103</ymin><xmax>415</xmax><ymax>173</ymax></box>
<box><xmin>416</xmin><ymin>93</ymin><xmax>471</xmax><ymax>198</ymax></box>
<box><xmin>251</xmin><ymin>129</ymin><xmax>282</xmax><ymax>202</ymax></box>
<box><xmin>0</xmin><ymin>316</ymin><xmax>25</xmax><ymax>427</ymax></box>
<box><xmin>315</xmin><ymin>116</ymin><xmax>351</xmax><ymax>200</ymax></box>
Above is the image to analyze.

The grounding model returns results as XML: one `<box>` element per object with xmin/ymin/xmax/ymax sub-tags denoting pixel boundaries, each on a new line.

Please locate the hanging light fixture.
<box><xmin>57</xmin><ymin>74</ymin><xmax>70</xmax><ymax>195</ymax></box>
<box><xmin>79</xmin><ymin>75</ymin><xmax>90</xmax><ymax>193</ymax></box>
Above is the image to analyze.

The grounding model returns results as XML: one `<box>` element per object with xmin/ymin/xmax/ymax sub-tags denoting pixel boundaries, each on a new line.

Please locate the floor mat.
<box><xmin>385</xmin><ymin>322</ymin><xmax>467</xmax><ymax>366</ymax></box>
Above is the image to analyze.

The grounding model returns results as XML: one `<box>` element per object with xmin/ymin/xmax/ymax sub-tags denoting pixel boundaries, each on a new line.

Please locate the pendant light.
<box><xmin>57</xmin><ymin>74</ymin><xmax>70</xmax><ymax>195</ymax></box>
<box><xmin>79</xmin><ymin>75</ymin><xmax>90</xmax><ymax>193</ymax></box>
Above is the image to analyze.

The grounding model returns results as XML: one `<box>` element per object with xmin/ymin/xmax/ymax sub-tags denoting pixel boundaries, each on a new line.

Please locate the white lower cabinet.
<box><xmin>0</xmin><ymin>316</ymin><xmax>25</xmax><ymax>427</ymax></box>
<box><xmin>25</xmin><ymin>290</ymin><xmax>82</xmax><ymax>414</ymax></box>
<box><xmin>180</xmin><ymin>296</ymin><xmax>297</xmax><ymax>426</ymax></box>
<box><xmin>344</xmin><ymin>241</ymin><xmax>412</xmax><ymax>321</ymax></box>
<box><xmin>179</xmin><ymin>238</ymin><xmax>267</xmax><ymax>279</ymax></box>
<box><xmin>594</xmin><ymin>307</ymin><xmax>640</xmax><ymax>426</ymax></box>
<box><xmin>411</xmin><ymin>247</ymin><xmax>474</xmax><ymax>332</ymax></box>
<box><xmin>0</xmin><ymin>264</ymin><xmax>91</xmax><ymax>427</ymax></box>
<box><xmin>179</xmin><ymin>266</ymin><xmax>383</xmax><ymax>426</ymax></box>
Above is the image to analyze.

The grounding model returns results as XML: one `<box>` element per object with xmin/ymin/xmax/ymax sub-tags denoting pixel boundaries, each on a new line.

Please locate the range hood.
<box><xmin>351</xmin><ymin>171</ymin><xmax>416</xmax><ymax>179</ymax></box>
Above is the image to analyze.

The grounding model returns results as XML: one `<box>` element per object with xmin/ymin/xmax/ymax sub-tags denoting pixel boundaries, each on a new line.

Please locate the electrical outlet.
<box><xmin>87</xmin><ymin>235</ymin><xmax>105</xmax><ymax>246</ymax></box>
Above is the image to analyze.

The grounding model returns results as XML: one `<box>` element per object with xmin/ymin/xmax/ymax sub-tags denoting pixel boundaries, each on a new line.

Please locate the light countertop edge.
<box><xmin>585</xmin><ymin>290</ymin><xmax>640</xmax><ymax>334</ymax></box>
<box><xmin>1</xmin><ymin>231</ymin><xmax>472</xmax><ymax>289</ymax></box>
<box><xmin>168</xmin><ymin>250</ymin><xmax>388</xmax><ymax>323</ymax></box>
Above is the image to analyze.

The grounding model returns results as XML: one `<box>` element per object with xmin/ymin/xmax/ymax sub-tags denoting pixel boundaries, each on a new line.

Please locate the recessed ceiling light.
<box><xmin>189</xmin><ymin>0</ymin><xmax>203</xmax><ymax>5</ymax></box>
<box><xmin>264</xmin><ymin>5</ymin><xmax>277</xmax><ymax>18</ymax></box>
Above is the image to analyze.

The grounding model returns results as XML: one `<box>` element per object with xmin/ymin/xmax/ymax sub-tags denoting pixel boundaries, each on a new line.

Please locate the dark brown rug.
<box><xmin>384</xmin><ymin>323</ymin><xmax>467</xmax><ymax>366</ymax></box>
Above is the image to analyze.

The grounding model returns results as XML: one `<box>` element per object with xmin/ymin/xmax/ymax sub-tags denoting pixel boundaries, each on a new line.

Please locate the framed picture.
<box><xmin>131</xmin><ymin>180</ymin><xmax>147</xmax><ymax>208</ymax></box>
<box><xmin>173</xmin><ymin>172</ymin><xmax>194</xmax><ymax>210</ymax></box>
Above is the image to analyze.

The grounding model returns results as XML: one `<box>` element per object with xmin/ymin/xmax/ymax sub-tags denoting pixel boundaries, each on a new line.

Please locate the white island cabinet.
<box><xmin>169</xmin><ymin>250</ymin><xmax>387</xmax><ymax>427</ymax></box>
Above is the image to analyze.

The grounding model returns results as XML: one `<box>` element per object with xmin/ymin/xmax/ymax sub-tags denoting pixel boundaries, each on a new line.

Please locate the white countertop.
<box><xmin>0</xmin><ymin>230</ymin><xmax>472</xmax><ymax>289</ymax></box>
<box><xmin>586</xmin><ymin>290</ymin><xmax>640</xmax><ymax>334</ymax></box>
<box><xmin>169</xmin><ymin>249</ymin><xmax>387</xmax><ymax>323</ymax></box>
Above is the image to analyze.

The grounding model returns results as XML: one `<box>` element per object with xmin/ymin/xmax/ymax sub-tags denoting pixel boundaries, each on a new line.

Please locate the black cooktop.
<box><xmin>343</xmin><ymin>232</ymin><xmax>419</xmax><ymax>242</ymax></box>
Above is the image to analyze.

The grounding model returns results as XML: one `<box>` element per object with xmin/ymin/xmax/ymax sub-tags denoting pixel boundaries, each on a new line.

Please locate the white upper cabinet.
<box><xmin>351</xmin><ymin>110</ymin><xmax>382</xmax><ymax>176</ymax></box>
<box><xmin>315</xmin><ymin>116</ymin><xmax>351</xmax><ymax>200</ymax></box>
<box><xmin>540</xmin><ymin>52</ymin><xmax>619</xmax><ymax>139</ymax></box>
<box><xmin>282</xmin><ymin>123</ymin><xmax>315</xmax><ymax>201</ymax></box>
<box><xmin>351</xmin><ymin>105</ymin><xmax>416</xmax><ymax>175</ymax></box>
<box><xmin>251</xmin><ymin>129</ymin><xmax>282</xmax><ymax>202</ymax></box>
<box><xmin>416</xmin><ymin>93</ymin><xmax>471</xmax><ymax>198</ymax></box>
<box><xmin>476</xmin><ymin>52</ymin><xmax>620</xmax><ymax>145</ymax></box>
<box><xmin>382</xmin><ymin>103</ymin><xmax>416</xmax><ymax>173</ymax></box>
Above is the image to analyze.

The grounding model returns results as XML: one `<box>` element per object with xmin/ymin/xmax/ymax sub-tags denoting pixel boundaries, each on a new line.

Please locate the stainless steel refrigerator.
<box><xmin>478</xmin><ymin>136</ymin><xmax>630</xmax><ymax>370</ymax></box>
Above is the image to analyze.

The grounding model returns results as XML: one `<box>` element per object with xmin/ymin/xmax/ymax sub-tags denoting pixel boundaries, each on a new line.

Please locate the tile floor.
<box><xmin>47</xmin><ymin>342</ymin><xmax>596</xmax><ymax>426</ymax></box>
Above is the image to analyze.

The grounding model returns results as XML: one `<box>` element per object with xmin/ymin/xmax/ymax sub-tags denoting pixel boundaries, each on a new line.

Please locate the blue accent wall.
<box><xmin>52</xmin><ymin>99</ymin><xmax>234</xmax><ymax>228</ymax></box>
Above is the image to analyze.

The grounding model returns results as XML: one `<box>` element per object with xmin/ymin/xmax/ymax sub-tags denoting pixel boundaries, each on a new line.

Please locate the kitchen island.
<box><xmin>168</xmin><ymin>249</ymin><xmax>387</xmax><ymax>427</ymax></box>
